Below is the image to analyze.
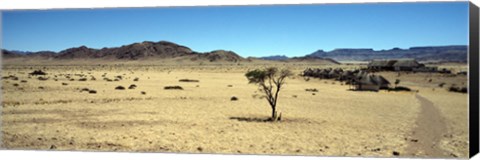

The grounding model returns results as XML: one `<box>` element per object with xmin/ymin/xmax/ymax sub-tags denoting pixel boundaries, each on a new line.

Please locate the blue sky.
<box><xmin>1</xmin><ymin>2</ymin><xmax>469</xmax><ymax>57</ymax></box>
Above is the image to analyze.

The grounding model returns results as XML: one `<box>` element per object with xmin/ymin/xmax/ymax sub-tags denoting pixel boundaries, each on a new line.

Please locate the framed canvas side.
<box><xmin>469</xmin><ymin>2</ymin><xmax>479</xmax><ymax>158</ymax></box>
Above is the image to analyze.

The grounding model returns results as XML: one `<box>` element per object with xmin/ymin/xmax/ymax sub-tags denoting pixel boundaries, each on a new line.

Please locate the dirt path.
<box><xmin>405</xmin><ymin>94</ymin><xmax>449</xmax><ymax>157</ymax></box>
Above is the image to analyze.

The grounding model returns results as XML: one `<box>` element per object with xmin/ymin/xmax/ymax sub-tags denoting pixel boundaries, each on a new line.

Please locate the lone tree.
<box><xmin>245</xmin><ymin>67</ymin><xmax>292</xmax><ymax>121</ymax></box>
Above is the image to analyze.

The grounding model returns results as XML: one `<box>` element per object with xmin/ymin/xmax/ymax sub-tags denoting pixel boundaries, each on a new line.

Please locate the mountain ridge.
<box><xmin>2</xmin><ymin>41</ymin><xmax>245</xmax><ymax>63</ymax></box>
<box><xmin>307</xmin><ymin>45</ymin><xmax>467</xmax><ymax>62</ymax></box>
<box><xmin>2</xmin><ymin>42</ymin><xmax>467</xmax><ymax>63</ymax></box>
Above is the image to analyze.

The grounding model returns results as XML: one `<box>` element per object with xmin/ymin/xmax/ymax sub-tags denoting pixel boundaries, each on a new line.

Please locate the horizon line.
<box><xmin>1</xmin><ymin>40</ymin><xmax>468</xmax><ymax>57</ymax></box>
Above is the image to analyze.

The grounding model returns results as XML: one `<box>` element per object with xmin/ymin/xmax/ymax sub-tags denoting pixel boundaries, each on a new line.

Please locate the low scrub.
<box><xmin>305</xmin><ymin>88</ymin><xmax>318</xmax><ymax>92</ymax></box>
<box><xmin>115</xmin><ymin>86</ymin><xmax>126</xmax><ymax>90</ymax></box>
<box><xmin>179</xmin><ymin>79</ymin><xmax>199</xmax><ymax>82</ymax></box>
<box><xmin>164</xmin><ymin>86</ymin><xmax>183</xmax><ymax>90</ymax></box>
<box><xmin>438</xmin><ymin>83</ymin><xmax>446</xmax><ymax>88</ymax></box>
<box><xmin>29</xmin><ymin>70</ymin><xmax>47</xmax><ymax>76</ymax></box>
<box><xmin>448</xmin><ymin>85</ymin><xmax>467</xmax><ymax>93</ymax></box>
<box><xmin>128</xmin><ymin>84</ymin><xmax>137</xmax><ymax>89</ymax></box>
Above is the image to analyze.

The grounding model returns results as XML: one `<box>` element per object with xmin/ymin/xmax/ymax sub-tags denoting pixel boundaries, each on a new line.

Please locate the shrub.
<box><xmin>179</xmin><ymin>79</ymin><xmax>199</xmax><ymax>82</ymax></box>
<box><xmin>164</xmin><ymin>86</ymin><xmax>183</xmax><ymax>90</ymax></box>
<box><xmin>29</xmin><ymin>70</ymin><xmax>47</xmax><ymax>76</ymax></box>
<box><xmin>438</xmin><ymin>83</ymin><xmax>446</xmax><ymax>88</ymax></box>
<box><xmin>115</xmin><ymin>86</ymin><xmax>126</xmax><ymax>90</ymax></box>
<box><xmin>305</xmin><ymin>88</ymin><xmax>318</xmax><ymax>92</ymax></box>
<box><xmin>395</xmin><ymin>79</ymin><xmax>400</xmax><ymax>88</ymax></box>
<box><xmin>128</xmin><ymin>84</ymin><xmax>137</xmax><ymax>89</ymax></box>
<box><xmin>448</xmin><ymin>85</ymin><xmax>467</xmax><ymax>93</ymax></box>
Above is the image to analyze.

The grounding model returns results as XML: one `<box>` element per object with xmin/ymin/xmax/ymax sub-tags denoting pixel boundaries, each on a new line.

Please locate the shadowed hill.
<box><xmin>193</xmin><ymin>50</ymin><xmax>244</xmax><ymax>62</ymax></box>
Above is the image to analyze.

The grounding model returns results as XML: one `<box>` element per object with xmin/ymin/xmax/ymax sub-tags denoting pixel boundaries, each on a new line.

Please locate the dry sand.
<box><xmin>0</xmin><ymin>63</ymin><xmax>469</xmax><ymax>158</ymax></box>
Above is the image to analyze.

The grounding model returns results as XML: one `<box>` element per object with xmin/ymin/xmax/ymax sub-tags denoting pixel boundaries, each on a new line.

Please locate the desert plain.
<box><xmin>0</xmin><ymin>62</ymin><xmax>469</xmax><ymax>158</ymax></box>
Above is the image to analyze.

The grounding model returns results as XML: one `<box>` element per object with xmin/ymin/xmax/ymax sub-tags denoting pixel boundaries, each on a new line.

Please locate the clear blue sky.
<box><xmin>1</xmin><ymin>2</ymin><xmax>469</xmax><ymax>57</ymax></box>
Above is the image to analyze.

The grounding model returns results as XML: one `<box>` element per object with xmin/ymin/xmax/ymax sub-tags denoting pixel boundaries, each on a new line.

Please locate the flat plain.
<box><xmin>0</xmin><ymin>62</ymin><xmax>468</xmax><ymax>158</ymax></box>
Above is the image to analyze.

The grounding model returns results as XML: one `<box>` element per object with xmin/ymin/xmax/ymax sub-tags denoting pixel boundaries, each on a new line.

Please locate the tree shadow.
<box><xmin>229</xmin><ymin>116</ymin><xmax>327</xmax><ymax>125</ymax></box>
<box><xmin>346</xmin><ymin>88</ymin><xmax>379</xmax><ymax>92</ymax></box>
<box><xmin>229</xmin><ymin>117</ymin><xmax>273</xmax><ymax>123</ymax></box>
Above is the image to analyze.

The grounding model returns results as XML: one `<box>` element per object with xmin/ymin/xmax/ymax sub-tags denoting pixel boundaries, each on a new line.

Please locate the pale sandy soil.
<box><xmin>0</xmin><ymin>63</ymin><xmax>468</xmax><ymax>158</ymax></box>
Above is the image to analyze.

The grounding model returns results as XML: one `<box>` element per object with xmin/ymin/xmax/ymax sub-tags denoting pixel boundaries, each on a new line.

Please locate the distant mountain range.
<box><xmin>259</xmin><ymin>55</ymin><xmax>289</xmax><ymax>60</ymax></box>
<box><xmin>1</xmin><ymin>41</ymin><xmax>467</xmax><ymax>64</ymax></box>
<box><xmin>306</xmin><ymin>45</ymin><xmax>467</xmax><ymax>62</ymax></box>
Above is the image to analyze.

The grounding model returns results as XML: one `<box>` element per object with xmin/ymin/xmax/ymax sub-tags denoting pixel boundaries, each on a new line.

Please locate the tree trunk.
<box><xmin>271</xmin><ymin>106</ymin><xmax>276</xmax><ymax>121</ymax></box>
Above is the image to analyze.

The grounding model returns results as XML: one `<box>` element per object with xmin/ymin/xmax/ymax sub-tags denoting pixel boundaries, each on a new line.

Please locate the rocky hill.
<box><xmin>193</xmin><ymin>50</ymin><xmax>244</xmax><ymax>62</ymax></box>
<box><xmin>2</xmin><ymin>41</ymin><xmax>244</xmax><ymax>63</ymax></box>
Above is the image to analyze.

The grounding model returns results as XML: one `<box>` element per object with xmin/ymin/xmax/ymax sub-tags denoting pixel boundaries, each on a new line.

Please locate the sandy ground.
<box><xmin>0</xmin><ymin>64</ymin><xmax>469</xmax><ymax>158</ymax></box>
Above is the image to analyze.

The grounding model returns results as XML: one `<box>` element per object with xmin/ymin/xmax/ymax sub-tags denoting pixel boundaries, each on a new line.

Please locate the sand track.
<box><xmin>405</xmin><ymin>94</ymin><xmax>449</xmax><ymax>157</ymax></box>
